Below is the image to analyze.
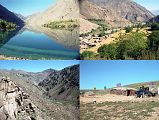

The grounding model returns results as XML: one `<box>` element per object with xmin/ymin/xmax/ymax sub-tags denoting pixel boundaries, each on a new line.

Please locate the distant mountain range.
<box><xmin>0</xmin><ymin>4</ymin><xmax>24</xmax><ymax>26</ymax></box>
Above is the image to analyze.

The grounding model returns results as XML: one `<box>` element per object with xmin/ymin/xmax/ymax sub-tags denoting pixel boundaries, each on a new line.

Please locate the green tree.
<box><xmin>151</xmin><ymin>23</ymin><xmax>159</xmax><ymax>31</ymax></box>
<box><xmin>125</xmin><ymin>26</ymin><xmax>133</xmax><ymax>33</ymax></box>
<box><xmin>148</xmin><ymin>30</ymin><xmax>159</xmax><ymax>51</ymax></box>
<box><xmin>98</xmin><ymin>43</ymin><xmax>117</xmax><ymax>59</ymax></box>
<box><xmin>117</xmin><ymin>32</ymin><xmax>147</xmax><ymax>60</ymax></box>
<box><xmin>80</xmin><ymin>51</ymin><xmax>95</xmax><ymax>60</ymax></box>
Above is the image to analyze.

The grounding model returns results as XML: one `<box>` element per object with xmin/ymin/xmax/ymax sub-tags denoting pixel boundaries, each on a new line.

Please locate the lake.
<box><xmin>0</xmin><ymin>27</ymin><xmax>79</xmax><ymax>60</ymax></box>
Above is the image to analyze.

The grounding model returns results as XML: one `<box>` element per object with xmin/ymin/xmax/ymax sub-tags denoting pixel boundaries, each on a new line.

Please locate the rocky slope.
<box><xmin>39</xmin><ymin>65</ymin><xmax>79</xmax><ymax>103</ymax></box>
<box><xmin>79</xmin><ymin>17</ymin><xmax>99</xmax><ymax>34</ymax></box>
<box><xmin>26</xmin><ymin>0</ymin><xmax>79</xmax><ymax>26</ymax></box>
<box><xmin>0</xmin><ymin>77</ymin><xmax>40</xmax><ymax>120</ymax></box>
<box><xmin>0</xmin><ymin>4</ymin><xmax>24</xmax><ymax>26</ymax></box>
<box><xmin>79</xmin><ymin>0</ymin><xmax>154</xmax><ymax>28</ymax></box>
<box><xmin>0</xmin><ymin>65</ymin><xmax>80</xmax><ymax>120</ymax></box>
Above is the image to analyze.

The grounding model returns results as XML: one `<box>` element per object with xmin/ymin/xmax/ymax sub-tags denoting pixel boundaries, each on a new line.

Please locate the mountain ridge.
<box><xmin>79</xmin><ymin>0</ymin><xmax>154</xmax><ymax>28</ymax></box>
<box><xmin>0</xmin><ymin>4</ymin><xmax>24</xmax><ymax>26</ymax></box>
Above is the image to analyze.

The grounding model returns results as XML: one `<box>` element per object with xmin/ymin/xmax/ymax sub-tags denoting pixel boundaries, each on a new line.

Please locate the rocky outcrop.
<box><xmin>39</xmin><ymin>65</ymin><xmax>79</xmax><ymax>102</ymax></box>
<box><xmin>0</xmin><ymin>77</ymin><xmax>38</xmax><ymax>120</ymax></box>
<box><xmin>0</xmin><ymin>4</ymin><xmax>24</xmax><ymax>26</ymax></box>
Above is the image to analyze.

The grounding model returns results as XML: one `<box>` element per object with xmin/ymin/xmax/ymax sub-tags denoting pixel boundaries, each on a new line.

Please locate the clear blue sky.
<box><xmin>134</xmin><ymin>0</ymin><xmax>159</xmax><ymax>10</ymax></box>
<box><xmin>0</xmin><ymin>0</ymin><xmax>56</xmax><ymax>16</ymax></box>
<box><xmin>0</xmin><ymin>60</ymin><xmax>79</xmax><ymax>72</ymax></box>
<box><xmin>80</xmin><ymin>60</ymin><xmax>159</xmax><ymax>90</ymax></box>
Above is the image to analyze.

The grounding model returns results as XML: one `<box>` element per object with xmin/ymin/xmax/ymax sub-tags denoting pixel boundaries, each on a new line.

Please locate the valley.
<box><xmin>0</xmin><ymin>0</ymin><xmax>79</xmax><ymax>60</ymax></box>
<box><xmin>80</xmin><ymin>0</ymin><xmax>159</xmax><ymax>60</ymax></box>
<box><xmin>0</xmin><ymin>64</ymin><xmax>79</xmax><ymax>120</ymax></box>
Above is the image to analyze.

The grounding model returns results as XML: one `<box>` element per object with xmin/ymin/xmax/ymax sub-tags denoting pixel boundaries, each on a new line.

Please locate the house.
<box><xmin>110</xmin><ymin>87</ymin><xmax>136</xmax><ymax>96</ymax></box>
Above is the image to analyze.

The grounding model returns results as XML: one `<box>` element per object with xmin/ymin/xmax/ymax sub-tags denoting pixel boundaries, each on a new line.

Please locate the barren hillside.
<box><xmin>26</xmin><ymin>0</ymin><xmax>79</xmax><ymax>26</ymax></box>
<box><xmin>79</xmin><ymin>0</ymin><xmax>154</xmax><ymax>28</ymax></box>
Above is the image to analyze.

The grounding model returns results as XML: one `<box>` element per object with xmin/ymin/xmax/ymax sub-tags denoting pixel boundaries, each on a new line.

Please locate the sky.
<box><xmin>0</xmin><ymin>60</ymin><xmax>79</xmax><ymax>72</ymax></box>
<box><xmin>0</xmin><ymin>0</ymin><xmax>56</xmax><ymax>16</ymax></box>
<box><xmin>134</xmin><ymin>0</ymin><xmax>159</xmax><ymax>11</ymax></box>
<box><xmin>80</xmin><ymin>60</ymin><xmax>159</xmax><ymax>90</ymax></box>
<box><xmin>0</xmin><ymin>0</ymin><xmax>158</xmax><ymax>16</ymax></box>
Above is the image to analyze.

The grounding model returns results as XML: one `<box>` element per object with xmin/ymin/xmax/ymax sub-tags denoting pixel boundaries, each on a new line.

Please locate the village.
<box><xmin>80</xmin><ymin>28</ymin><xmax>121</xmax><ymax>53</ymax></box>
<box><xmin>80</xmin><ymin>83</ymin><xmax>159</xmax><ymax>120</ymax></box>
<box><xmin>80</xmin><ymin>22</ymin><xmax>149</xmax><ymax>53</ymax></box>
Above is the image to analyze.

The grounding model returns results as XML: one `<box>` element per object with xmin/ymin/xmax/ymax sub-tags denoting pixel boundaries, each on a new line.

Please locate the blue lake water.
<box><xmin>0</xmin><ymin>29</ymin><xmax>79</xmax><ymax>59</ymax></box>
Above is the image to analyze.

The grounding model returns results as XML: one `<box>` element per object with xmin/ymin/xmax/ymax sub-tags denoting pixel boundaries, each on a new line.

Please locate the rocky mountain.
<box><xmin>0</xmin><ymin>77</ymin><xmax>41</xmax><ymax>120</ymax></box>
<box><xmin>0</xmin><ymin>65</ymin><xmax>80</xmax><ymax>120</ymax></box>
<box><xmin>0</xmin><ymin>69</ymin><xmax>54</xmax><ymax>85</ymax></box>
<box><xmin>39</xmin><ymin>64</ymin><xmax>79</xmax><ymax>103</ymax></box>
<box><xmin>26</xmin><ymin>0</ymin><xmax>79</xmax><ymax>26</ymax></box>
<box><xmin>0</xmin><ymin>4</ymin><xmax>24</xmax><ymax>26</ymax></box>
<box><xmin>79</xmin><ymin>0</ymin><xmax>154</xmax><ymax>28</ymax></box>
<box><xmin>14</xmin><ymin>13</ymin><xmax>26</xmax><ymax>21</ymax></box>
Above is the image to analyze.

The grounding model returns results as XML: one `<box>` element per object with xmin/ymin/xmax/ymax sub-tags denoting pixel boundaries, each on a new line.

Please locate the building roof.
<box><xmin>112</xmin><ymin>87</ymin><xmax>136</xmax><ymax>91</ymax></box>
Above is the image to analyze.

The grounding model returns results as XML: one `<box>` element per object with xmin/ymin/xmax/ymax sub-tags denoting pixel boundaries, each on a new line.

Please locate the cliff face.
<box><xmin>0</xmin><ymin>4</ymin><xmax>24</xmax><ymax>26</ymax></box>
<box><xmin>0</xmin><ymin>77</ymin><xmax>38</xmax><ymax>120</ymax></box>
<box><xmin>39</xmin><ymin>65</ymin><xmax>79</xmax><ymax>102</ymax></box>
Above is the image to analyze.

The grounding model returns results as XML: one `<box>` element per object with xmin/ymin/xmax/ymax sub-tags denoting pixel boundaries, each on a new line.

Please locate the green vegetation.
<box><xmin>125</xmin><ymin>26</ymin><xmax>133</xmax><ymax>33</ymax></box>
<box><xmin>98</xmin><ymin>43</ymin><xmax>117</xmax><ymax>60</ymax></box>
<box><xmin>80</xmin><ymin>19</ymin><xmax>109</xmax><ymax>37</ymax></box>
<box><xmin>88</xmin><ymin>19</ymin><xmax>108</xmax><ymax>29</ymax></box>
<box><xmin>148</xmin><ymin>30</ymin><xmax>159</xmax><ymax>51</ymax></box>
<box><xmin>43</xmin><ymin>20</ymin><xmax>79</xmax><ymax>30</ymax></box>
<box><xmin>80</xmin><ymin>51</ymin><xmax>95</xmax><ymax>60</ymax></box>
<box><xmin>82</xmin><ymin>31</ymin><xmax>159</xmax><ymax>60</ymax></box>
<box><xmin>81</xmin><ymin>22</ymin><xmax>159</xmax><ymax>60</ymax></box>
<box><xmin>150</xmin><ymin>23</ymin><xmax>159</xmax><ymax>31</ymax></box>
<box><xmin>0</xmin><ymin>19</ymin><xmax>17</xmax><ymax>31</ymax></box>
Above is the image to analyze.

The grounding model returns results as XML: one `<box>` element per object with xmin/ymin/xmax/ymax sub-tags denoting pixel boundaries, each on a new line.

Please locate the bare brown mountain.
<box><xmin>39</xmin><ymin>65</ymin><xmax>79</xmax><ymax>103</ymax></box>
<box><xmin>79</xmin><ymin>0</ymin><xmax>154</xmax><ymax>28</ymax></box>
<box><xmin>26</xmin><ymin>0</ymin><xmax>79</xmax><ymax>26</ymax></box>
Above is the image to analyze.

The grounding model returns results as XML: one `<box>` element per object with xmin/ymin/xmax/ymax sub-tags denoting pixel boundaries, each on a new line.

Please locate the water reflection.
<box><xmin>0</xmin><ymin>26</ymin><xmax>79</xmax><ymax>60</ymax></box>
